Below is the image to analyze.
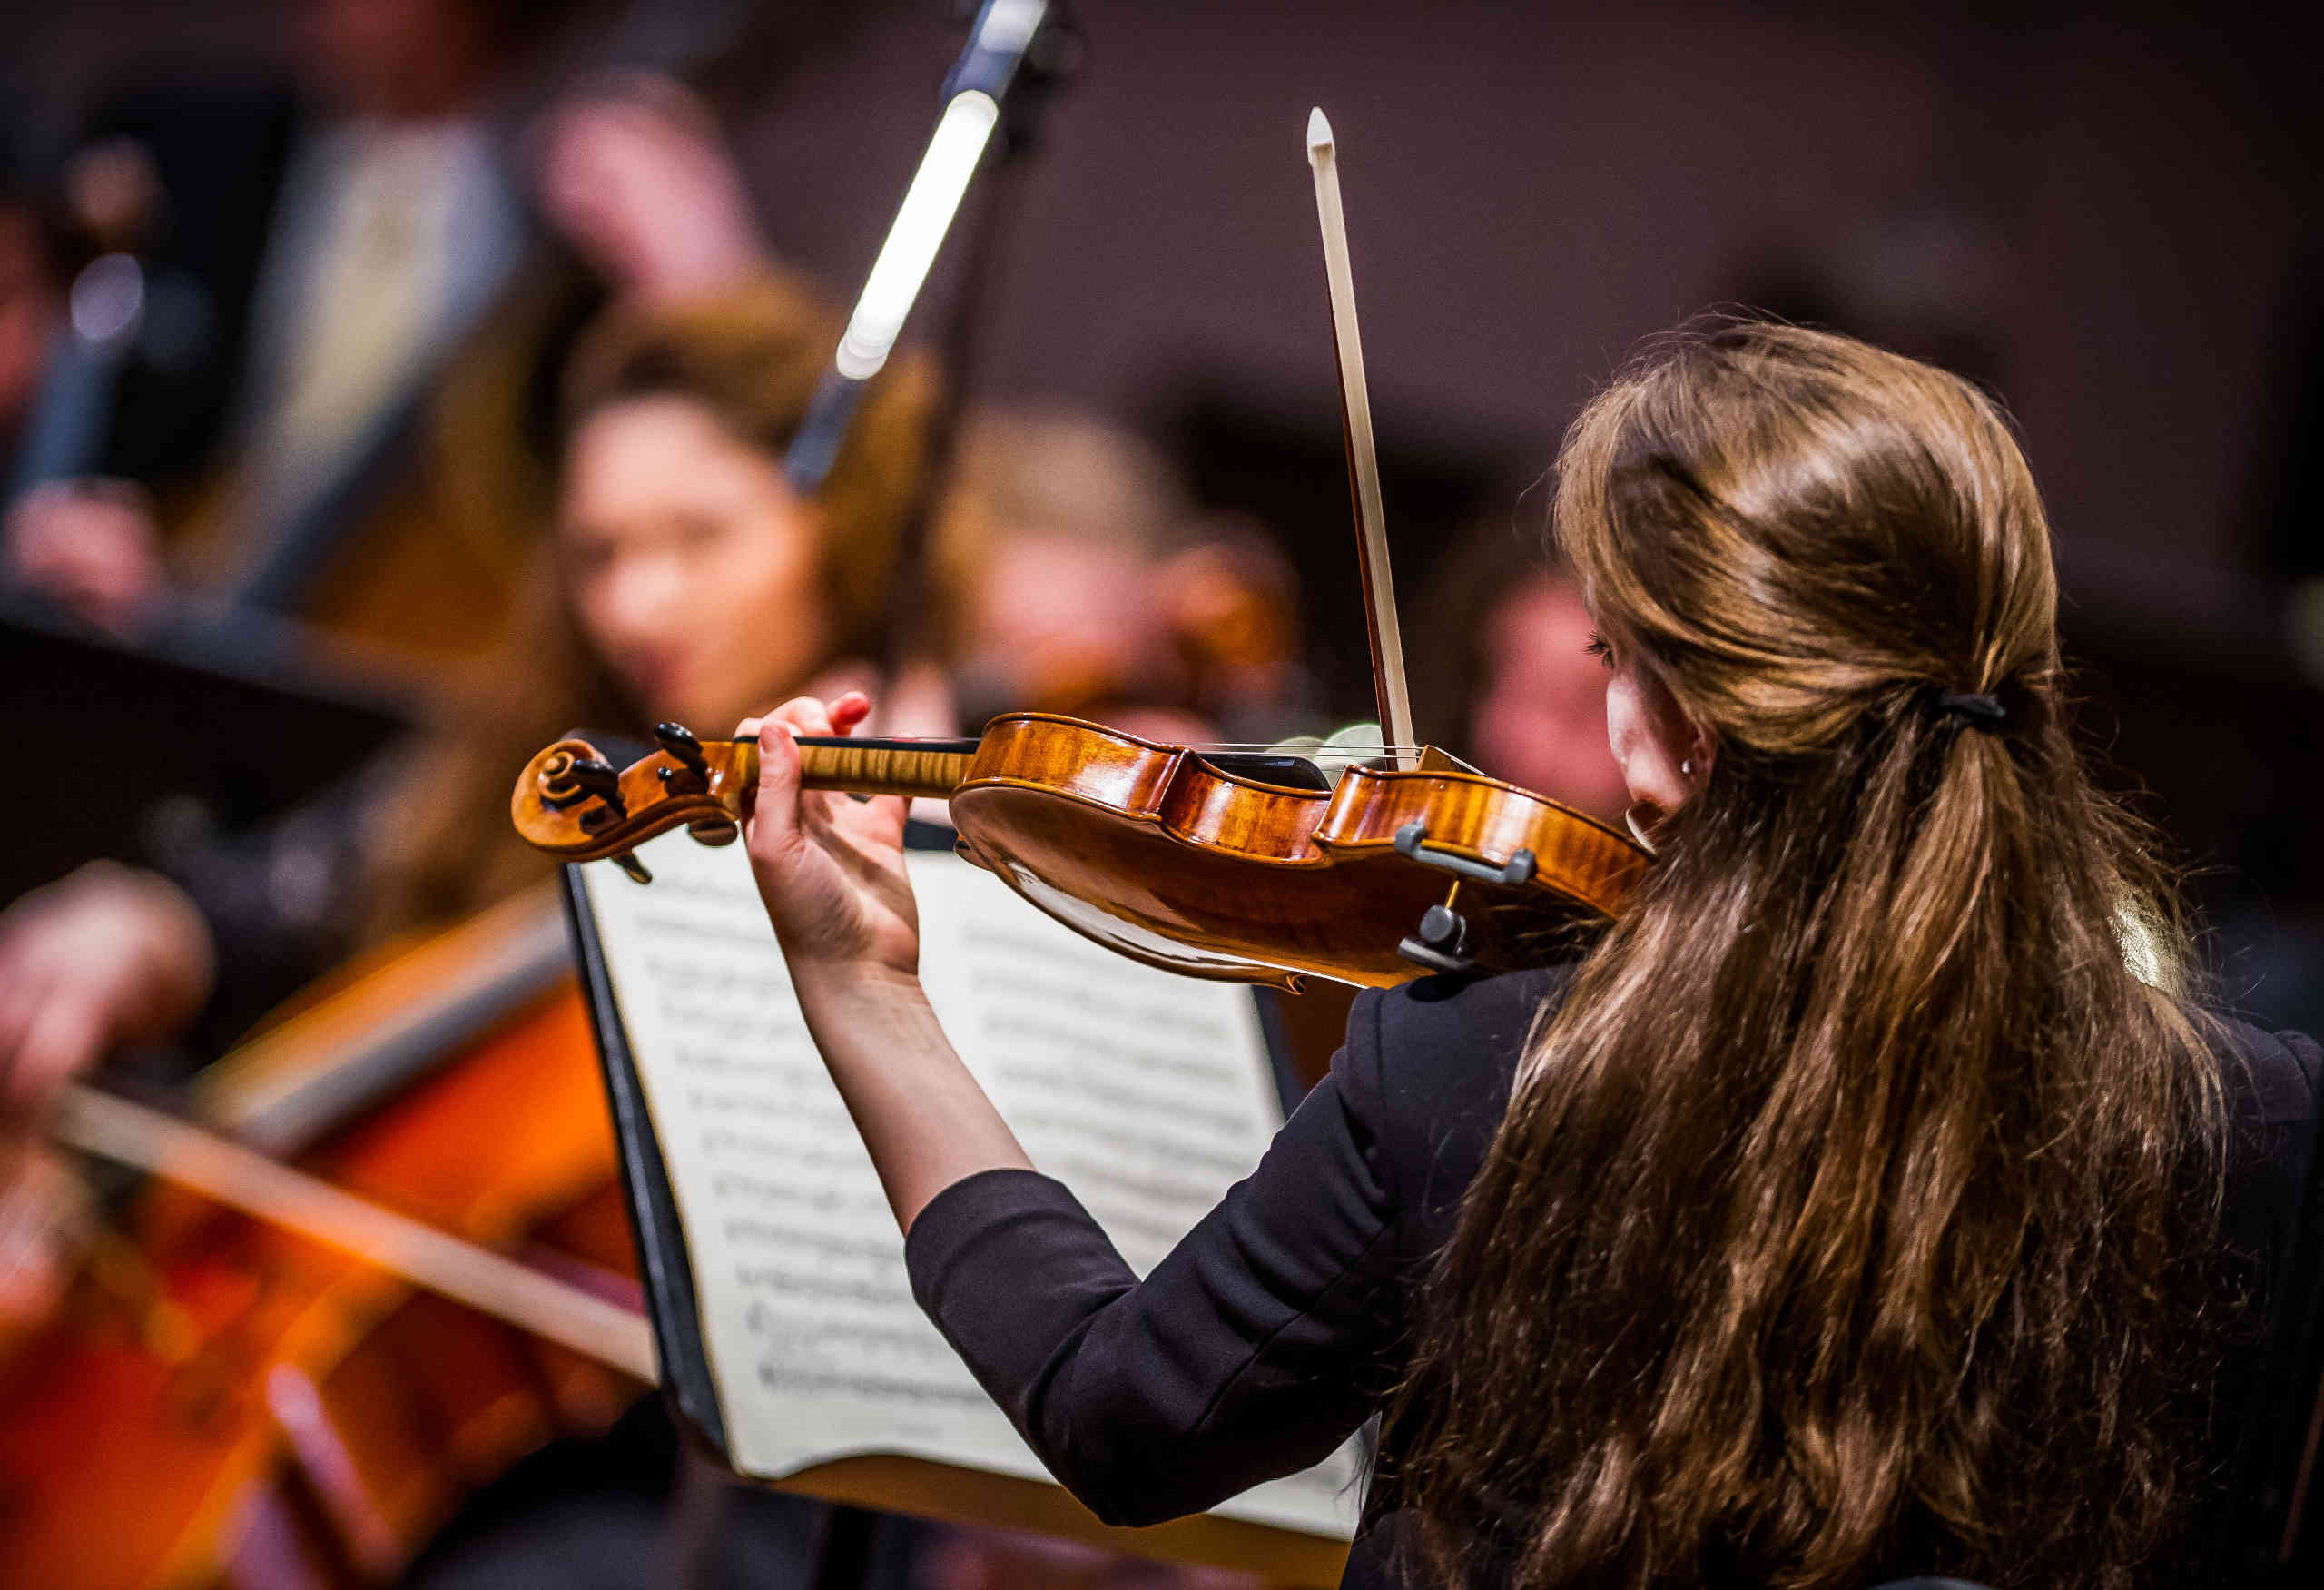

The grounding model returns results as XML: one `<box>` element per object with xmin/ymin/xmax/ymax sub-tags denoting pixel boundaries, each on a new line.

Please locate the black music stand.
<box><xmin>0</xmin><ymin>593</ymin><xmax>409</xmax><ymax>904</ymax></box>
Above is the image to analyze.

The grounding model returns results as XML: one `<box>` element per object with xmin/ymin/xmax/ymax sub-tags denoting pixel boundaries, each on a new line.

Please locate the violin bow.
<box><xmin>49</xmin><ymin>1082</ymin><xmax>657</xmax><ymax>1381</ymax></box>
<box><xmin>1307</xmin><ymin>108</ymin><xmax>1418</xmax><ymax>771</ymax></box>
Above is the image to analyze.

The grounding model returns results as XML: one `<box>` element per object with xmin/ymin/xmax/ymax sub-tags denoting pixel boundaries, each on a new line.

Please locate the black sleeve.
<box><xmin>903</xmin><ymin>987</ymin><xmax>1408</xmax><ymax>1528</ymax></box>
<box><xmin>2217</xmin><ymin>1022</ymin><xmax>2321</xmax><ymax>1305</ymax></box>
<box><xmin>2204</xmin><ymin>1021</ymin><xmax>2322</xmax><ymax>1575</ymax></box>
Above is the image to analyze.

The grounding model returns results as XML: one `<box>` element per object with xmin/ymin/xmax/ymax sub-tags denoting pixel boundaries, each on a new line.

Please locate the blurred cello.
<box><xmin>0</xmin><ymin>10</ymin><xmax>1090</xmax><ymax>1585</ymax></box>
<box><xmin>0</xmin><ymin>894</ymin><xmax>655</xmax><ymax>1588</ymax></box>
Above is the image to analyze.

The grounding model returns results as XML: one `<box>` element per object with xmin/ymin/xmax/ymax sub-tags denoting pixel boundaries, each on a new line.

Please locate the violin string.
<box><xmin>715</xmin><ymin>736</ymin><xmax>1433</xmax><ymax>754</ymax></box>
<box><xmin>1189</xmin><ymin>742</ymin><xmax>1425</xmax><ymax>751</ymax></box>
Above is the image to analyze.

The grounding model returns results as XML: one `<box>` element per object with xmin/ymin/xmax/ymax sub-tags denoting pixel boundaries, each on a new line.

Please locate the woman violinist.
<box><xmin>734</xmin><ymin>322</ymin><xmax>2317</xmax><ymax>1590</ymax></box>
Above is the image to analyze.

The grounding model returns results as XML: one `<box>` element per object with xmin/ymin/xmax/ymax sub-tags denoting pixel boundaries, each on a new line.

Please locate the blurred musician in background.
<box><xmin>0</xmin><ymin>272</ymin><xmax>931</xmax><ymax>1325</ymax></box>
<box><xmin>931</xmin><ymin>407</ymin><xmax>1314</xmax><ymax>748</ymax></box>
<box><xmin>3</xmin><ymin>0</ymin><xmax>542</xmax><ymax>646</ymax></box>
<box><xmin>0</xmin><ymin>11</ymin><xmax>779</xmax><ymax>677</ymax></box>
<box><xmin>1413</xmin><ymin>521</ymin><xmax>1630</xmax><ymax>821</ymax></box>
<box><xmin>0</xmin><ymin>280</ymin><xmax>1301</xmax><ymax>1585</ymax></box>
<box><xmin>2</xmin><ymin>267</ymin><xmax>933</xmax><ymax>1589</ymax></box>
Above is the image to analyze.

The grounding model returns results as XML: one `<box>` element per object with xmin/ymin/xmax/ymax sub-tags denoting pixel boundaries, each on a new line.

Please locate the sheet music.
<box><xmin>577</xmin><ymin>828</ymin><xmax>1361</xmax><ymax>1540</ymax></box>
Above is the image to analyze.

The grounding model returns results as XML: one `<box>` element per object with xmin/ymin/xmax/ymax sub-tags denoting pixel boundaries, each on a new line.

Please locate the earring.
<box><xmin>1680</xmin><ymin>758</ymin><xmax>1694</xmax><ymax>777</ymax></box>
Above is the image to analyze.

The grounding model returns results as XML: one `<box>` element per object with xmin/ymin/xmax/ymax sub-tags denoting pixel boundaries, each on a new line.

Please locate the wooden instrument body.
<box><xmin>0</xmin><ymin>979</ymin><xmax>641</xmax><ymax>1589</ymax></box>
<box><xmin>514</xmin><ymin>712</ymin><xmax>1650</xmax><ymax>991</ymax></box>
<box><xmin>953</xmin><ymin>716</ymin><xmax>1640</xmax><ymax>989</ymax></box>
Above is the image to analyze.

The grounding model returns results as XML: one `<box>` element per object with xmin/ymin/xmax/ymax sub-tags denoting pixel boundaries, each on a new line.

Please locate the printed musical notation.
<box><xmin>580</xmin><ymin>829</ymin><xmax>1359</xmax><ymax>1536</ymax></box>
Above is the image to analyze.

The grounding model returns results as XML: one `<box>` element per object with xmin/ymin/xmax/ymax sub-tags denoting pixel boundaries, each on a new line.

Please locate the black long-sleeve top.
<box><xmin>903</xmin><ymin>968</ymin><xmax>2322</xmax><ymax>1588</ymax></box>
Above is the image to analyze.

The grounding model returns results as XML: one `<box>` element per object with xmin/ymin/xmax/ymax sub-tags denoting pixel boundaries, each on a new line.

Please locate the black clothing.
<box><xmin>904</xmin><ymin>968</ymin><xmax>2322</xmax><ymax>1589</ymax></box>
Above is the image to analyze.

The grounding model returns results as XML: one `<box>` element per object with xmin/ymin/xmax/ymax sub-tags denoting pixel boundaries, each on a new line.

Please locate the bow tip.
<box><xmin>1305</xmin><ymin>106</ymin><xmax>1334</xmax><ymax>158</ymax></box>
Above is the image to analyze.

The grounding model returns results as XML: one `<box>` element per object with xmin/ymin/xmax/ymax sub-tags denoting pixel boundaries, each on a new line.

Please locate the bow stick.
<box><xmin>1307</xmin><ymin>108</ymin><xmax>1416</xmax><ymax>771</ymax></box>
<box><xmin>49</xmin><ymin>1082</ymin><xmax>657</xmax><ymax>1381</ymax></box>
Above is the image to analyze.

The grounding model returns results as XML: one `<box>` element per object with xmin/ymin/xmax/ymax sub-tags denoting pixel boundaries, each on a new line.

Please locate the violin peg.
<box><xmin>613</xmin><ymin>852</ymin><xmax>653</xmax><ymax>884</ymax></box>
<box><xmin>655</xmin><ymin>722</ymin><xmax>710</xmax><ymax>778</ymax></box>
<box><xmin>568</xmin><ymin>757</ymin><xmax>627</xmax><ymax>819</ymax></box>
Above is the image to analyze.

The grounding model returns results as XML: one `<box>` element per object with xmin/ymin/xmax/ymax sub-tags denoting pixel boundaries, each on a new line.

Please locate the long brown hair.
<box><xmin>360</xmin><ymin>271</ymin><xmax>932</xmax><ymax>938</ymax></box>
<box><xmin>1388</xmin><ymin>321</ymin><xmax>2228</xmax><ymax>1589</ymax></box>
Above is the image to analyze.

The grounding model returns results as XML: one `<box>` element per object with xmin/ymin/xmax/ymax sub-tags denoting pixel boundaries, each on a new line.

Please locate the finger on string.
<box><xmin>767</xmin><ymin>696</ymin><xmax>856</xmax><ymax>827</ymax></box>
<box><xmin>767</xmin><ymin>695</ymin><xmax>837</xmax><ymax>739</ymax></box>
<box><xmin>742</xmin><ymin>707</ymin><xmax>836</xmax><ymax>835</ymax></box>
<box><xmin>750</xmin><ymin>717</ymin><xmax>808</xmax><ymax>860</ymax></box>
<box><xmin>826</xmin><ymin>692</ymin><xmax>879</xmax><ymax>802</ymax></box>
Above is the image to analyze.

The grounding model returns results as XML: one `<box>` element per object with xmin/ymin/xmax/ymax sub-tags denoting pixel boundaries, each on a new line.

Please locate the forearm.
<box><xmin>792</xmin><ymin>962</ymin><xmax>1032</xmax><ymax>1232</ymax></box>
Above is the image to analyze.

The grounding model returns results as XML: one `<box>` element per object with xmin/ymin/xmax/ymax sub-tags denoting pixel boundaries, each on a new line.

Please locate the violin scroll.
<box><xmin>512</xmin><ymin>728</ymin><xmax>759</xmax><ymax>879</ymax></box>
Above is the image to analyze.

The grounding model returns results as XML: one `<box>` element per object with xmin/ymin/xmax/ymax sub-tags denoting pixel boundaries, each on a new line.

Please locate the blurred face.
<box><xmin>961</xmin><ymin>532</ymin><xmax>1171</xmax><ymax>709</ymax></box>
<box><xmin>558</xmin><ymin>396</ymin><xmax>832</xmax><ymax>734</ymax></box>
<box><xmin>1471</xmin><ymin>579</ymin><xmax>1632</xmax><ymax>819</ymax></box>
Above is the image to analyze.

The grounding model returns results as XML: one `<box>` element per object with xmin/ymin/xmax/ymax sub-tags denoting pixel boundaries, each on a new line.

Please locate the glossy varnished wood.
<box><xmin>952</xmin><ymin>720</ymin><xmax>1645</xmax><ymax>987</ymax></box>
<box><xmin>512</xmin><ymin>736</ymin><xmax>972</xmax><ymax>862</ymax></box>
<box><xmin>0</xmin><ymin>981</ymin><xmax>642</xmax><ymax>1589</ymax></box>
<box><xmin>514</xmin><ymin>714</ymin><xmax>1649</xmax><ymax>990</ymax></box>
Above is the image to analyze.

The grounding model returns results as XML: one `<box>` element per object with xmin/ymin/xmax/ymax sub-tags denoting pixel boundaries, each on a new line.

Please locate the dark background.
<box><xmin>5</xmin><ymin>0</ymin><xmax>2319</xmax><ymax>1023</ymax></box>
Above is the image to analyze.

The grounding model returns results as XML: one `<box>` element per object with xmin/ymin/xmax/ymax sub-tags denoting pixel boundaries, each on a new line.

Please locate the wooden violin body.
<box><xmin>514</xmin><ymin>714</ymin><xmax>1649</xmax><ymax>991</ymax></box>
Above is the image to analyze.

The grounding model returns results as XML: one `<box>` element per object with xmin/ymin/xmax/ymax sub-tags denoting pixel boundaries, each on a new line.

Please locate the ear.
<box><xmin>1683</xmin><ymin>719</ymin><xmax>1717</xmax><ymax>786</ymax></box>
<box><xmin>1640</xmin><ymin>666</ymin><xmax>1712</xmax><ymax>781</ymax></box>
<box><xmin>1631</xmin><ymin>657</ymin><xmax>1716</xmax><ymax>788</ymax></box>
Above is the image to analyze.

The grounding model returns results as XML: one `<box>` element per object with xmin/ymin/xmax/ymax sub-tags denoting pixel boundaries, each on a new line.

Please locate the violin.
<box><xmin>512</xmin><ymin>715</ymin><xmax>1649</xmax><ymax>990</ymax></box>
